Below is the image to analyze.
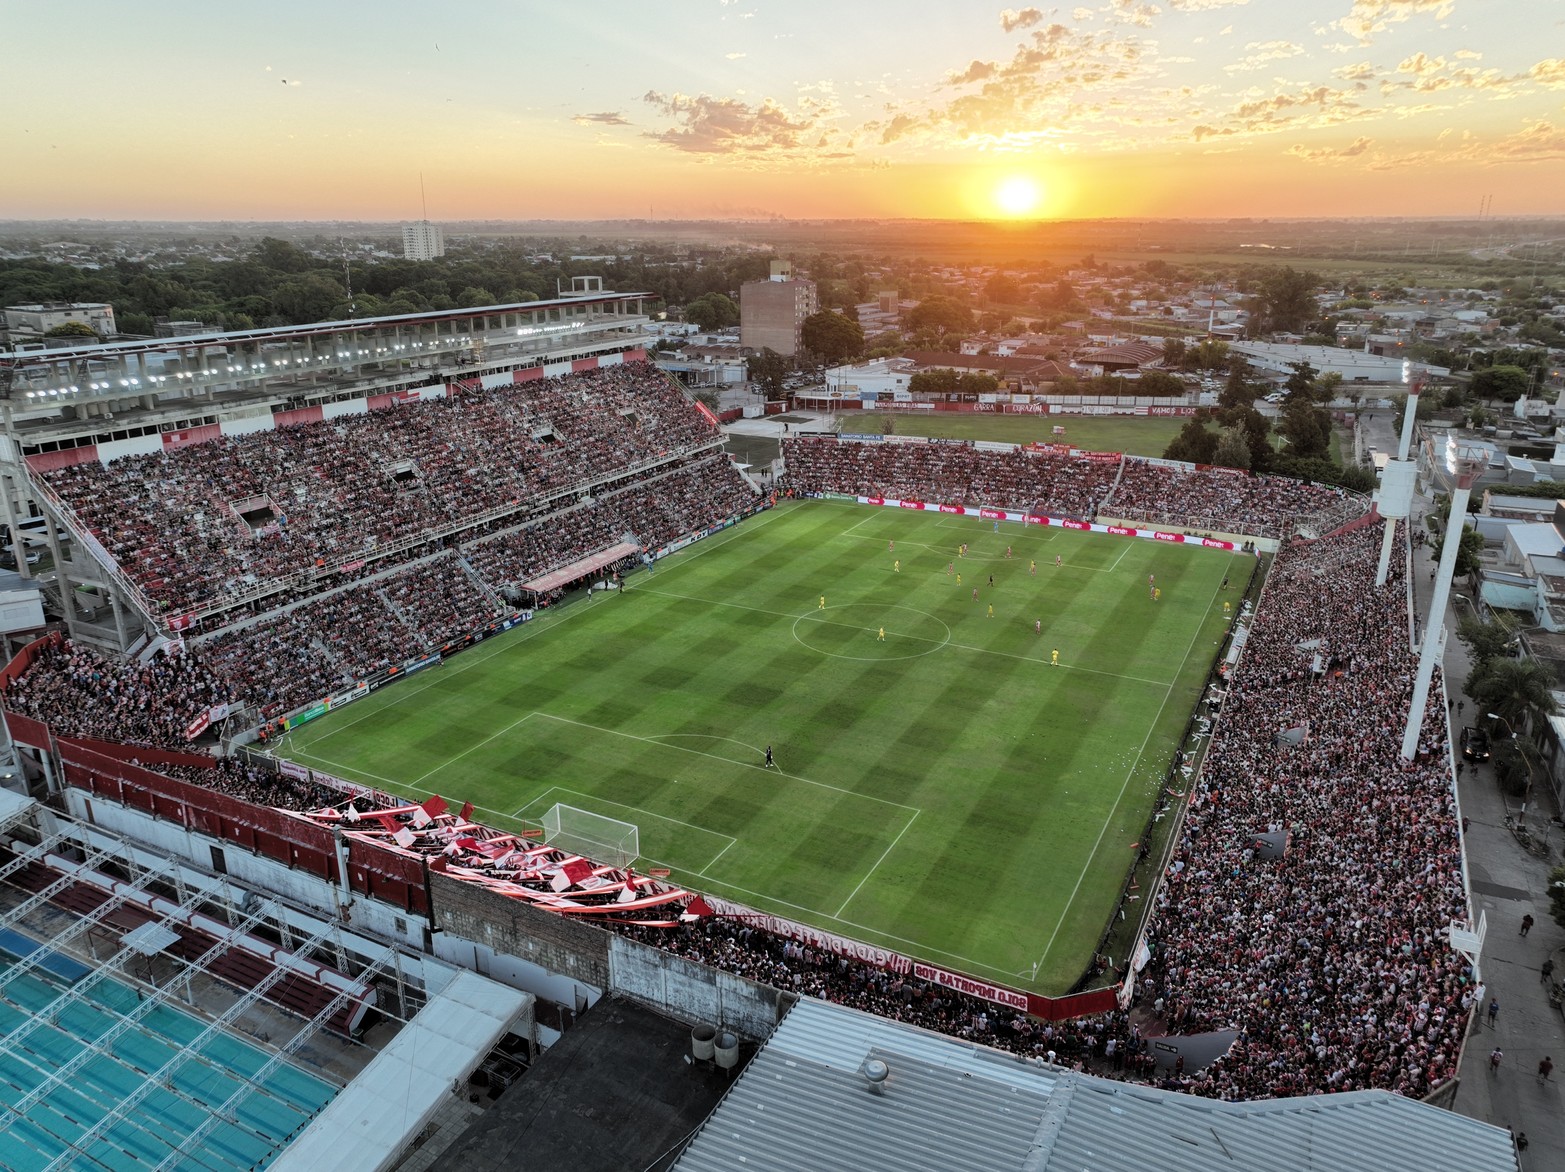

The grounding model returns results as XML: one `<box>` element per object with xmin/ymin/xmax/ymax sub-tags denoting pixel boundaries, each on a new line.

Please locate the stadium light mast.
<box><xmin>1401</xmin><ymin>434</ymin><xmax>1486</xmax><ymax>760</ymax></box>
<box><xmin>1374</xmin><ymin>369</ymin><xmax>1422</xmax><ymax>587</ymax></box>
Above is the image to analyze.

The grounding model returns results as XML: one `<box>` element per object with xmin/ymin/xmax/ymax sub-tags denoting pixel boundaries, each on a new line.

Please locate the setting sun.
<box><xmin>993</xmin><ymin>176</ymin><xmax>1043</xmax><ymax>218</ymax></box>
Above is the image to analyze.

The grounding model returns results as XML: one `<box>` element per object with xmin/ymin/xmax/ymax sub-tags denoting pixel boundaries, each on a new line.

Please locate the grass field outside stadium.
<box><xmin>276</xmin><ymin>500</ymin><xmax>1243</xmax><ymax>993</ymax></box>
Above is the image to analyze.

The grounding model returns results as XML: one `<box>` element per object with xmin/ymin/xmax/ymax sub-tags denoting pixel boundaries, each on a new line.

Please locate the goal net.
<box><xmin>541</xmin><ymin>803</ymin><xmax>640</xmax><ymax>868</ymax></box>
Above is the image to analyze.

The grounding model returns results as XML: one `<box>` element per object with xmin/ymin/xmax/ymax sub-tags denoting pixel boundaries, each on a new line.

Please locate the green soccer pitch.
<box><xmin>276</xmin><ymin>500</ymin><xmax>1243</xmax><ymax>992</ymax></box>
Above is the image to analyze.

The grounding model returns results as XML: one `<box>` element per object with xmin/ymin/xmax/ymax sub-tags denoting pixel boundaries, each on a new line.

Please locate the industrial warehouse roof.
<box><xmin>672</xmin><ymin>999</ymin><xmax>1518</xmax><ymax>1172</ymax></box>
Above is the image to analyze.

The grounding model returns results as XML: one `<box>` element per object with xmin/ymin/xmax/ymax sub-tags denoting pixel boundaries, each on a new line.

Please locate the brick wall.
<box><xmin>429</xmin><ymin>870</ymin><xmax>611</xmax><ymax>990</ymax></box>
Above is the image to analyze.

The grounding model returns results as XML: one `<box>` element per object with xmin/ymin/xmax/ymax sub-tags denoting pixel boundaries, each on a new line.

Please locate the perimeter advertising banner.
<box><xmin>699</xmin><ymin>893</ymin><xmax>1117</xmax><ymax>1020</ymax></box>
<box><xmin>854</xmin><ymin>496</ymin><xmax>1236</xmax><ymax>551</ymax></box>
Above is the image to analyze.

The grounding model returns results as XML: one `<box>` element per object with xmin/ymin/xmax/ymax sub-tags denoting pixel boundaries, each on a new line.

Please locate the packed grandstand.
<box><xmin>0</xmin><ymin>361</ymin><xmax>1474</xmax><ymax>1102</ymax></box>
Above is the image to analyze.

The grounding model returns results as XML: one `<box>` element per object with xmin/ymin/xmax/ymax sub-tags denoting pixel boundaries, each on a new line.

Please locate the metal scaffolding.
<box><xmin>0</xmin><ymin>805</ymin><xmax>430</xmax><ymax>1172</ymax></box>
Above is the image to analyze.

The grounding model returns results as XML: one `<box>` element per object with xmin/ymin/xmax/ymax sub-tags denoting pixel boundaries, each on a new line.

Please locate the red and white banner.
<box><xmin>701</xmin><ymin>895</ymin><xmax>912</xmax><ymax>972</ymax></box>
<box><xmin>854</xmin><ymin>497</ymin><xmax>1235</xmax><ymax>551</ymax></box>
<box><xmin>912</xmin><ymin>962</ymin><xmax>1030</xmax><ymax>1012</ymax></box>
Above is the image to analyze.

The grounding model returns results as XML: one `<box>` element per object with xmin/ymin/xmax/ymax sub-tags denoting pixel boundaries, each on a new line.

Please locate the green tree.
<box><xmin>43</xmin><ymin>320</ymin><xmax>99</xmax><ymax>339</ymax></box>
<box><xmin>984</xmin><ymin>273</ymin><xmax>1022</xmax><ymax>305</ymax></box>
<box><xmin>801</xmin><ymin>310</ymin><xmax>864</xmax><ymax>365</ymax></box>
<box><xmin>1469</xmin><ymin>365</ymin><xmax>1532</xmax><ymax>403</ymax></box>
<box><xmin>1490</xmin><ymin>731</ymin><xmax>1544</xmax><ymax>798</ymax></box>
<box><xmin>1284</xmin><ymin>360</ymin><xmax>1318</xmax><ymax>401</ymax></box>
<box><xmin>1277</xmin><ymin>398</ymin><xmax>1333</xmax><ymax>459</ymax></box>
<box><xmin>271</xmin><ymin>273</ymin><xmax>346</xmax><ymax>323</ymax></box>
<box><xmin>455</xmin><ymin>286</ymin><xmax>497</xmax><ymax>308</ymax></box>
<box><xmin>1137</xmin><ymin>370</ymin><xmax>1187</xmax><ymax>397</ymax></box>
<box><xmin>1428</xmin><ymin>520</ymin><xmax>1484</xmax><ymax>585</ymax></box>
<box><xmin>955</xmin><ymin>372</ymin><xmax>999</xmax><ymax>396</ymax></box>
<box><xmin>1216</xmin><ymin>404</ymin><xmax>1273</xmax><ymax>472</ymax></box>
<box><xmin>1467</xmin><ymin>657</ymin><xmax>1558</xmax><ymax>734</ymax></box>
<box><xmin>1163</xmin><ymin>418</ymin><xmax>1218</xmax><ymax>465</ymax></box>
<box><xmin>907</xmin><ymin>296</ymin><xmax>974</xmax><ymax>338</ymax></box>
<box><xmin>1161</xmin><ymin>337</ymin><xmax>1187</xmax><ymax>367</ymax></box>
<box><xmin>1211</xmin><ymin>426</ymin><xmax>1253</xmax><ymax>471</ymax></box>
<box><xmin>746</xmin><ymin>348</ymin><xmax>789</xmax><ymax>396</ymax></box>
<box><xmin>908</xmin><ymin>369</ymin><xmax>959</xmax><ymax>396</ymax></box>
<box><xmin>684</xmin><ymin>292</ymin><xmax>739</xmax><ymax>332</ymax></box>
<box><xmin>1455</xmin><ymin>615</ymin><xmax>1522</xmax><ymax>666</ymax></box>
<box><xmin>1185</xmin><ymin>338</ymin><xmax>1231</xmax><ymax>372</ymax></box>
<box><xmin>1219</xmin><ymin>355</ymin><xmax>1260</xmax><ymax>410</ymax></box>
<box><xmin>1249</xmin><ymin>266</ymin><xmax>1321</xmax><ymax>335</ymax></box>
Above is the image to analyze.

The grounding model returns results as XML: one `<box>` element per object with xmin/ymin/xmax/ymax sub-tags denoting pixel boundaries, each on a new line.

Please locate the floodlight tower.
<box><xmin>1374</xmin><ymin>371</ymin><xmax>1423</xmax><ymax>587</ymax></box>
<box><xmin>1401</xmin><ymin>434</ymin><xmax>1487</xmax><ymax>760</ymax></box>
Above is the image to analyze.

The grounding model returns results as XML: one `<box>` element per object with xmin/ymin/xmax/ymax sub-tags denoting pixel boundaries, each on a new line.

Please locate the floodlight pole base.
<box><xmin>1401</xmin><ymin>470</ymin><xmax>1477</xmax><ymax>760</ymax></box>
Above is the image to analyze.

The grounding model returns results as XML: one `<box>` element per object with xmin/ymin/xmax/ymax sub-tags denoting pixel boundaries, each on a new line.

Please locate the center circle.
<box><xmin>792</xmin><ymin>604</ymin><xmax>951</xmax><ymax>661</ymax></box>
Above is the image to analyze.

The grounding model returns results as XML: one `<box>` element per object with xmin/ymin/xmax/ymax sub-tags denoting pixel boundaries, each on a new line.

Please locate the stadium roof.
<box><xmin>2</xmin><ymin>291</ymin><xmax>654</xmax><ymax>363</ymax></box>
<box><xmin>671</xmin><ymin>998</ymin><xmax>1518</xmax><ymax>1172</ymax></box>
<box><xmin>275</xmin><ymin>970</ymin><xmax>532</xmax><ymax>1172</ymax></box>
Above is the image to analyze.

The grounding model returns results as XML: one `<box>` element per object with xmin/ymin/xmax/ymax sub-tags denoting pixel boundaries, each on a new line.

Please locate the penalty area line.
<box><xmin>835</xmin><ymin>809</ymin><xmax>920</xmax><ymax>918</ymax></box>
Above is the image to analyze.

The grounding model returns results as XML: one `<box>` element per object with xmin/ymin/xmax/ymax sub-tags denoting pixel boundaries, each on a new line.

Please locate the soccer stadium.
<box><xmin>0</xmin><ymin>292</ymin><xmax>1519</xmax><ymax>1168</ymax></box>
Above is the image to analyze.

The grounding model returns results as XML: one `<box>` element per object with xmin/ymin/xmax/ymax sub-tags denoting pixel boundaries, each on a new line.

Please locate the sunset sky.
<box><xmin>5</xmin><ymin>0</ymin><xmax>1563</xmax><ymax>222</ymax></box>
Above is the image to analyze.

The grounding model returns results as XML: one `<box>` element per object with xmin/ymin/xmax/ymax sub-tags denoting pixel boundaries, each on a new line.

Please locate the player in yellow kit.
<box><xmin>1051</xmin><ymin>648</ymin><xmax>1060</xmax><ymax>666</ymax></box>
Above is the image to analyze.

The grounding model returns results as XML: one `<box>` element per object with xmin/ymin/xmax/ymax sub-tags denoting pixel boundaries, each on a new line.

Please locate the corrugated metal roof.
<box><xmin>675</xmin><ymin>1000</ymin><xmax>1054</xmax><ymax>1172</ymax></box>
<box><xmin>1040</xmin><ymin>1079</ymin><xmax>1519</xmax><ymax>1172</ymax></box>
<box><xmin>673</xmin><ymin>1000</ymin><xmax>1519</xmax><ymax>1172</ymax></box>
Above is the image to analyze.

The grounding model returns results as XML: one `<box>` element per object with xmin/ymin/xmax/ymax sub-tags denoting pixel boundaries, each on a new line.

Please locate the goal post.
<box><xmin>541</xmin><ymin>803</ymin><xmax>641</xmax><ymax>868</ymax></box>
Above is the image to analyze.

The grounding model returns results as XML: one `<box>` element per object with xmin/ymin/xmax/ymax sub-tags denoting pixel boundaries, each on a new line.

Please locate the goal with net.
<box><xmin>541</xmin><ymin>803</ymin><xmax>641</xmax><ymax>868</ymax></box>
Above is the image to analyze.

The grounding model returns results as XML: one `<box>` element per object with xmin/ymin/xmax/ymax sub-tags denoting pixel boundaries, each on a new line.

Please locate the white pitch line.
<box><xmin>1028</xmin><ymin>571</ymin><xmax>1227</xmax><ymax>974</ymax></box>
<box><xmin>534</xmin><ymin>712</ymin><xmax>920</xmax><ymax>814</ymax></box>
<box><xmin>836</xmin><ymin>809</ymin><xmax>920</xmax><ymax>917</ymax></box>
<box><xmin>697</xmin><ymin>838</ymin><xmax>737</xmax><ymax>877</ymax></box>
<box><xmin>409</xmin><ymin>710</ymin><xmax>538</xmax><ymax>787</ymax></box>
<box><xmin>513</xmin><ymin>783</ymin><xmax>738</xmax><ymax>850</ymax></box>
<box><xmin>684</xmin><ymin>871</ymin><xmax>1018</xmax><ymax>979</ymax></box>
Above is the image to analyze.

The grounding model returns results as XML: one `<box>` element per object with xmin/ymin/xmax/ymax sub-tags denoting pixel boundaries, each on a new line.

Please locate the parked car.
<box><xmin>1460</xmin><ymin>725</ymin><xmax>1490</xmax><ymax>762</ymax></box>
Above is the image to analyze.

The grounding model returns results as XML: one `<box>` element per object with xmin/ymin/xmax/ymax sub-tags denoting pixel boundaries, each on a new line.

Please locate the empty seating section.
<box><xmin>1</xmin><ymin>852</ymin><xmax>357</xmax><ymax>1036</ymax></box>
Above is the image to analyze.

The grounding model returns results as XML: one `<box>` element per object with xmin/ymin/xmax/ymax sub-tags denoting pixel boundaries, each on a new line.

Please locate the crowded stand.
<box><xmin>604</xmin><ymin>519</ymin><xmax>1469</xmax><ymax>1100</ymax></box>
<box><xmin>465</xmin><ymin>454</ymin><xmax>755</xmax><ymax>589</ymax></box>
<box><xmin>1101</xmin><ymin>459</ymin><xmax>1349</xmax><ymax>539</ymax></box>
<box><xmin>781</xmin><ymin>437</ymin><xmax>1116</xmax><ymax>519</ymax></box>
<box><xmin>5</xmin><ymin>405</ymin><xmax>1466</xmax><ymax>1102</ymax></box>
<box><xmin>1129</xmin><ymin>520</ymin><xmax>1469</xmax><ymax>1100</ymax></box>
<box><xmin>39</xmin><ymin>363</ymin><xmax>719</xmax><ymax>615</ymax></box>
<box><xmin>2</xmin><ymin>637</ymin><xmax>232</xmax><ymax>748</ymax></box>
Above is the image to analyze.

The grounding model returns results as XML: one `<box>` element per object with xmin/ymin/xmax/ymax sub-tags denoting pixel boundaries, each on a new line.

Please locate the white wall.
<box><xmin>322</xmin><ymin>399</ymin><xmax>369</xmax><ymax>421</ymax></box>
